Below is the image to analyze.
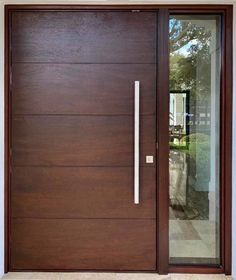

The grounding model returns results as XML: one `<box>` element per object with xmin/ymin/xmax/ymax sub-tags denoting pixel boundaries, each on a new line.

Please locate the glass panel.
<box><xmin>169</xmin><ymin>15</ymin><xmax>221</xmax><ymax>265</ymax></box>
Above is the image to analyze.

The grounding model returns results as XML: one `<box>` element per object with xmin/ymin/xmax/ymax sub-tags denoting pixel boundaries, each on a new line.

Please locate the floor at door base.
<box><xmin>1</xmin><ymin>273</ymin><xmax>232</xmax><ymax>280</ymax></box>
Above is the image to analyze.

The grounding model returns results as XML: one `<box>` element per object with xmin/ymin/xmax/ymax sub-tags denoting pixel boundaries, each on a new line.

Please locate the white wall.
<box><xmin>0</xmin><ymin>0</ymin><xmax>235</xmax><ymax>278</ymax></box>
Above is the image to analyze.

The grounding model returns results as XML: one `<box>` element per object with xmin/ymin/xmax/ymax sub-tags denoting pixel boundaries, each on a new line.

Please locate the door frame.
<box><xmin>4</xmin><ymin>4</ymin><xmax>233</xmax><ymax>275</ymax></box>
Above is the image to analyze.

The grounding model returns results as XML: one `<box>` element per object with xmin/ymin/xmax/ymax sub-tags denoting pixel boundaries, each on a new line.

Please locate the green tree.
<box><xmin>169</xmin><ymin>18</ymin><xmax>212</xmax><ymax>104</ymax></box>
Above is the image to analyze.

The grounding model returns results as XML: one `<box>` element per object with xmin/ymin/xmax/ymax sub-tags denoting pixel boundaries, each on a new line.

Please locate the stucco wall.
<box><xmin>0</xmin><ymin>0</ymin><xmax>235</xmax><ymax>277</ymax></box>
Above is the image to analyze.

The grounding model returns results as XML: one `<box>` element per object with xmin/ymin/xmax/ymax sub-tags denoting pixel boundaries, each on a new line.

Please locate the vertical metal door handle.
<box><xmin>134</xmin><ymin>81</ymin><xmax>140</xmax><ymax>204</ymax></box>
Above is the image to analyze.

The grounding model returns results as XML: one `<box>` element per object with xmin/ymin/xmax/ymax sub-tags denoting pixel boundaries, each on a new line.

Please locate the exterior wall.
<box><xmin>0</xmin><ymin>0</ymin><xmax>235</xmax><ymax>277</ymax></box>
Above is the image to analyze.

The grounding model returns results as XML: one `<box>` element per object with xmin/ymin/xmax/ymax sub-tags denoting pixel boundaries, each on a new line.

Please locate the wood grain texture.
<box><xmin>11</xmin><ymin>218</ymin><xmax>156</xmax><ymax>270</ymax></box>
<box><xmin>221</xmin><ymin>5</ymin><xmax>233</xmax><ymax>275</ymax></box>
<box><xmin>12</xmin><ymin>11</ymin><xmax>156</xmax><ymax>63</ymax></box>
<box><xmin>11</xmin><ymin>166</ymin><xmax>156</xmax><ymax>219</ymax></box>
<box><xmin>9</xmin><ymin>9</ymin><xmax>158</xmax><ymax>272</ymax></box>
<box><xmin>5</xmin><ymin>4</ymin><xmax>234</xmax><ymax>11</ymax></box>
<box><xmin>4</xmin><ymin>6</ymin><xmax>11</xmax><ymax>273</ymax></box>
<box><xmin>12</xmin><ymin>115</ymin><xmax>156</xmax><ymax>166</ymax></box>
<box><xmin>12</xmin><ymin>64</ymin><xmax>156</xmax><ymax>115</ymax></box>
<box><xmin>157</xmin><ymin>9</ymin><xmax>169</xmax><ymax>274</ymax></box>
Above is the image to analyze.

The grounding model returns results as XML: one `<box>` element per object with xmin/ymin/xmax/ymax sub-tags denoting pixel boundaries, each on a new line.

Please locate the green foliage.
<box><xmin>169</xmin><ymin>18</ymin><xmax>212</xmax><ymax>104</ymax></box>
<box><xmin>169</xmin><ymin>18</ymin><xmax>211</xmax><ymax>53</ymax></box>
<box><xmin>169</xmin><ymin>142</ymin><xmax>188</xmax><ymax>151</ymax></box>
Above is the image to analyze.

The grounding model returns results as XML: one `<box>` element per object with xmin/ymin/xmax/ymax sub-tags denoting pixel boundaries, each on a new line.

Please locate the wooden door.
<box><xmin>10</xmin><ymin>11</ymin><xmax>157</xmax><ymax>271</ymax></box>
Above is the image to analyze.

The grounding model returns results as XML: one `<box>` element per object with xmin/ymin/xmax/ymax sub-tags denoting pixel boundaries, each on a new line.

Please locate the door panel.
<box><xmin>12</xmin><ymin>167</ymin><xmax>156</xmax><ymax>219</ymax></box>
<box><xmin>11</xmin><ymin>219</ymin><xmax>156</xmax><ymax>270</ymax></box>
<box><xmin>10</xmin><ymin>11</ymin><xmax>157</xmax><ymax>271</ymax></box>
<box><xmin>12</xmin><ymin>116</ymin><xmax>156</xmax><ymax>166</ymax></box>
<box><xmin>12</xmin><ymin>64</ymin><xmax>156</xmax><ymax>115</ymax></box>
<box><xmin>12</xmin><ymin>12</ymin><xmax>156</xmax><ymax>63</ymax></box>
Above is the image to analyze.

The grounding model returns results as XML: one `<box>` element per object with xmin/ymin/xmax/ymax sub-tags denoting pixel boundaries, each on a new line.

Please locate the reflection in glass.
<box><xmin>169</xmin><ymin>15</ymin><xmax>221</xmax><ymax>264</ymax></box>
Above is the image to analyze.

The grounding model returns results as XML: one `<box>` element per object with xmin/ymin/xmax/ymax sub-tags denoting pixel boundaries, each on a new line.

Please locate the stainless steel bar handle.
<box><xmin>134</xmin><ymin>81</ymin><xmax>140</xmax><ymax>204</ymax></box>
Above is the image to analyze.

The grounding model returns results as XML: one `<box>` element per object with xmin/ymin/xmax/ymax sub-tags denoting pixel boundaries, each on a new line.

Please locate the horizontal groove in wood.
<box><xmin>11</xmin><ymin>217</ymin><xmax>156</xmax><ymax>220</ymax></box>
<box><xmin>11</xmin><ymin>165</ymin><xmax>156</xmax><ymax>168</ymax></box>
<box><xmin>12</xmin><ymin>114</ymin><xmax>156</xmax><ymax>116</ymax></box>
<box><xmin>12</xmin><ymin>62</ymin><xmax>157</xmax><ymax>65</ymax></box>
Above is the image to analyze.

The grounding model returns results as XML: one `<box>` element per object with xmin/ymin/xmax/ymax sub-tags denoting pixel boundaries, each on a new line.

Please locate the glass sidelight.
<box><xmin>169</xmin><ymin>15</ymin><xmax>221</xmax><ymax>264</ymax></box>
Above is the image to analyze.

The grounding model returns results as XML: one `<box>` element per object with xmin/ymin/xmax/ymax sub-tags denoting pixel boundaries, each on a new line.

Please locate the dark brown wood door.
<box><xmin>10</xmin><ymin>11</ymin><xmax>157</xmax><ymax>271</ymax></box>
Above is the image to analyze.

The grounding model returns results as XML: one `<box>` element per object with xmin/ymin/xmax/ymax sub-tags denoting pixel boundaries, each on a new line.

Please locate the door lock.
<box><xmin>146</xmin><ymin>155</ymin><xmax>154</xmax><ymax>164</ymax></box>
